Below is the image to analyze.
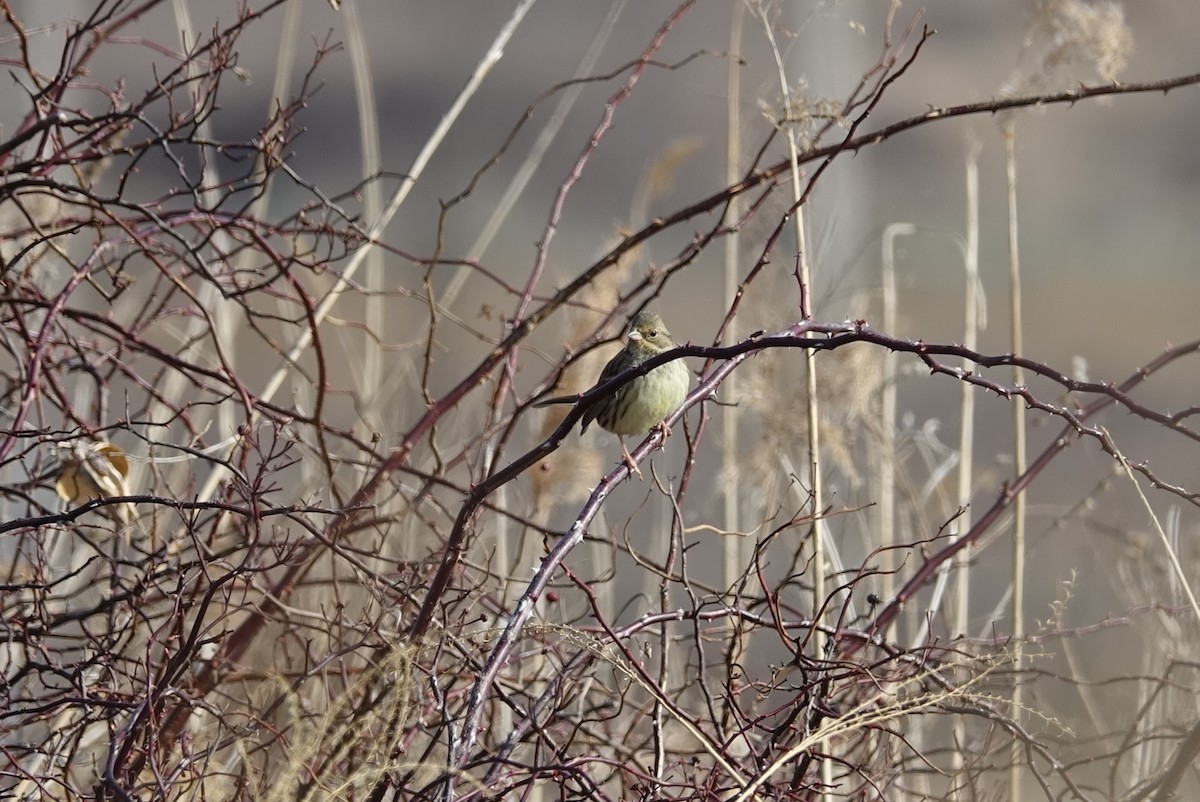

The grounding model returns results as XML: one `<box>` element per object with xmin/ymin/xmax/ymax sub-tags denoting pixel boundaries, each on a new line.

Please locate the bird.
<box><xmin>537</xmin><ymin>310</ymin><xmax>689</xmax><ymax>476</ymax></box>
<box><xmin>54</xmin><ymin>440</ymin><xmax>134</xmax><ymax>525</ymax></box>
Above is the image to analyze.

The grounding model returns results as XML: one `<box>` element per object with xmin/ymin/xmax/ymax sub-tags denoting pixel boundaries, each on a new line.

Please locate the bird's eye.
<box><xmin>648</xmin><ymin>329</ymin><xmax>658</xmax><ymax>339</ymax></box>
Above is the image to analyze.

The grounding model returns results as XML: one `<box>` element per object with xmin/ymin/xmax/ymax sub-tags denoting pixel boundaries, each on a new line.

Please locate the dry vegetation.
<box><xmin>2</xmin><ymin>2</ymin><xmax>1199</xmax><ymax>801</ymax></box>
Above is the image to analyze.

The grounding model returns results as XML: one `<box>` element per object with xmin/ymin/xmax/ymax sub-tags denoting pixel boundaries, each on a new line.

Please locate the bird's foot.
<box><xmin>620</xmin><ymin>442</ymin><xmax>644</xmax><ymax>480</ymax></box>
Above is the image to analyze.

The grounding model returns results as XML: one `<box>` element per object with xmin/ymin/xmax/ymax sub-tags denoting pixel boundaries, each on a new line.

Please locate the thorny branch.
<box><xmin>2</xmin><ymin>3</ymin><xmax>1198</xmax><ymax>801</ymax></box>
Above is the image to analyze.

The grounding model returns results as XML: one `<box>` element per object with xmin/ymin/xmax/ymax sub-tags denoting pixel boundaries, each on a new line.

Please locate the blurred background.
<box><xmin>2</xmin><ymin>1</ymin><xmax>1199</xmax><ymax>799</ymax></box>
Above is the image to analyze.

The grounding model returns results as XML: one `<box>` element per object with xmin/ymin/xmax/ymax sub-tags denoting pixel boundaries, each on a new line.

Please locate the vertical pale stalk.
<box><xmin>719</xmin><ymin>10</ymin><xmax>752</xmax><ymax>763</ymax></box>
<box><xmin>753</xmin><ymin>4</ymin><xmax>829</xmax><ymax>795</ymax></box>
<box><xmin>949</xmin><ymin>141</ymin><xmax>983</xmax><ymax>797</ymax></box>
<box><xmin>722</xmin><ymin>2</ymin><xmax>745</xmax><ymax>598</ymax></box>
<box><xmin>879</xmin><ymin>223</ymin><xmax>913</xmax><ymax>612</ymax></box>
<box><xmin>955</xmin><ymin>142</ymin><xmax>981</xmax><ymax>644</ymax></box>
<box><xmin>1003</xmin><ymin>121</ymin><xmax>1027</xmax><ymax>802</ymax></box>
<box><xmin>343</xmin><ymin>0</ymin><xmax>385</xmax><ymax>426</ymax></box>
<box><xmin>955</xmin><ymin>142</ymin><xmax>983</xmax><ymax>795</ymax></box>
<box><xmin>950</xmin><ymin>144</ymin><xmax>979</xmax><ymax>643</ymax></box>
<box><xmin>801</xmin><ymin>209</ymin><xmax>832</xmax><ymax>802</ymax></box>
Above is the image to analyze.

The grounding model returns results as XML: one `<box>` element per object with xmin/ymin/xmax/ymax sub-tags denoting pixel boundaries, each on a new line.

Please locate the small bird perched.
<box><xmin>538</xmin><ymin>310</ymin><xmax>689</xmax><ymax>476</ymax></box>
<box><xmin>54</xmin><ymin>440</ymin><xmax>134</xmax><ymax>525</ymax></box>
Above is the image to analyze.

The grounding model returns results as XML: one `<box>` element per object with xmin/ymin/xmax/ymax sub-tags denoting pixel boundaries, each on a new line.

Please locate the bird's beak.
<box><xmin>627</xmin><ymin>329</ymin><xmax>643</xmax><ymax>342</ymax></box>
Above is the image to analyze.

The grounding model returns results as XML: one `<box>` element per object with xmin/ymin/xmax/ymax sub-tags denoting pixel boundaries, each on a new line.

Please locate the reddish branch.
<box><xmin>4</xmin><ymin>1</ymin><xmax>1200</xmax><ymax>796</ymax></box>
